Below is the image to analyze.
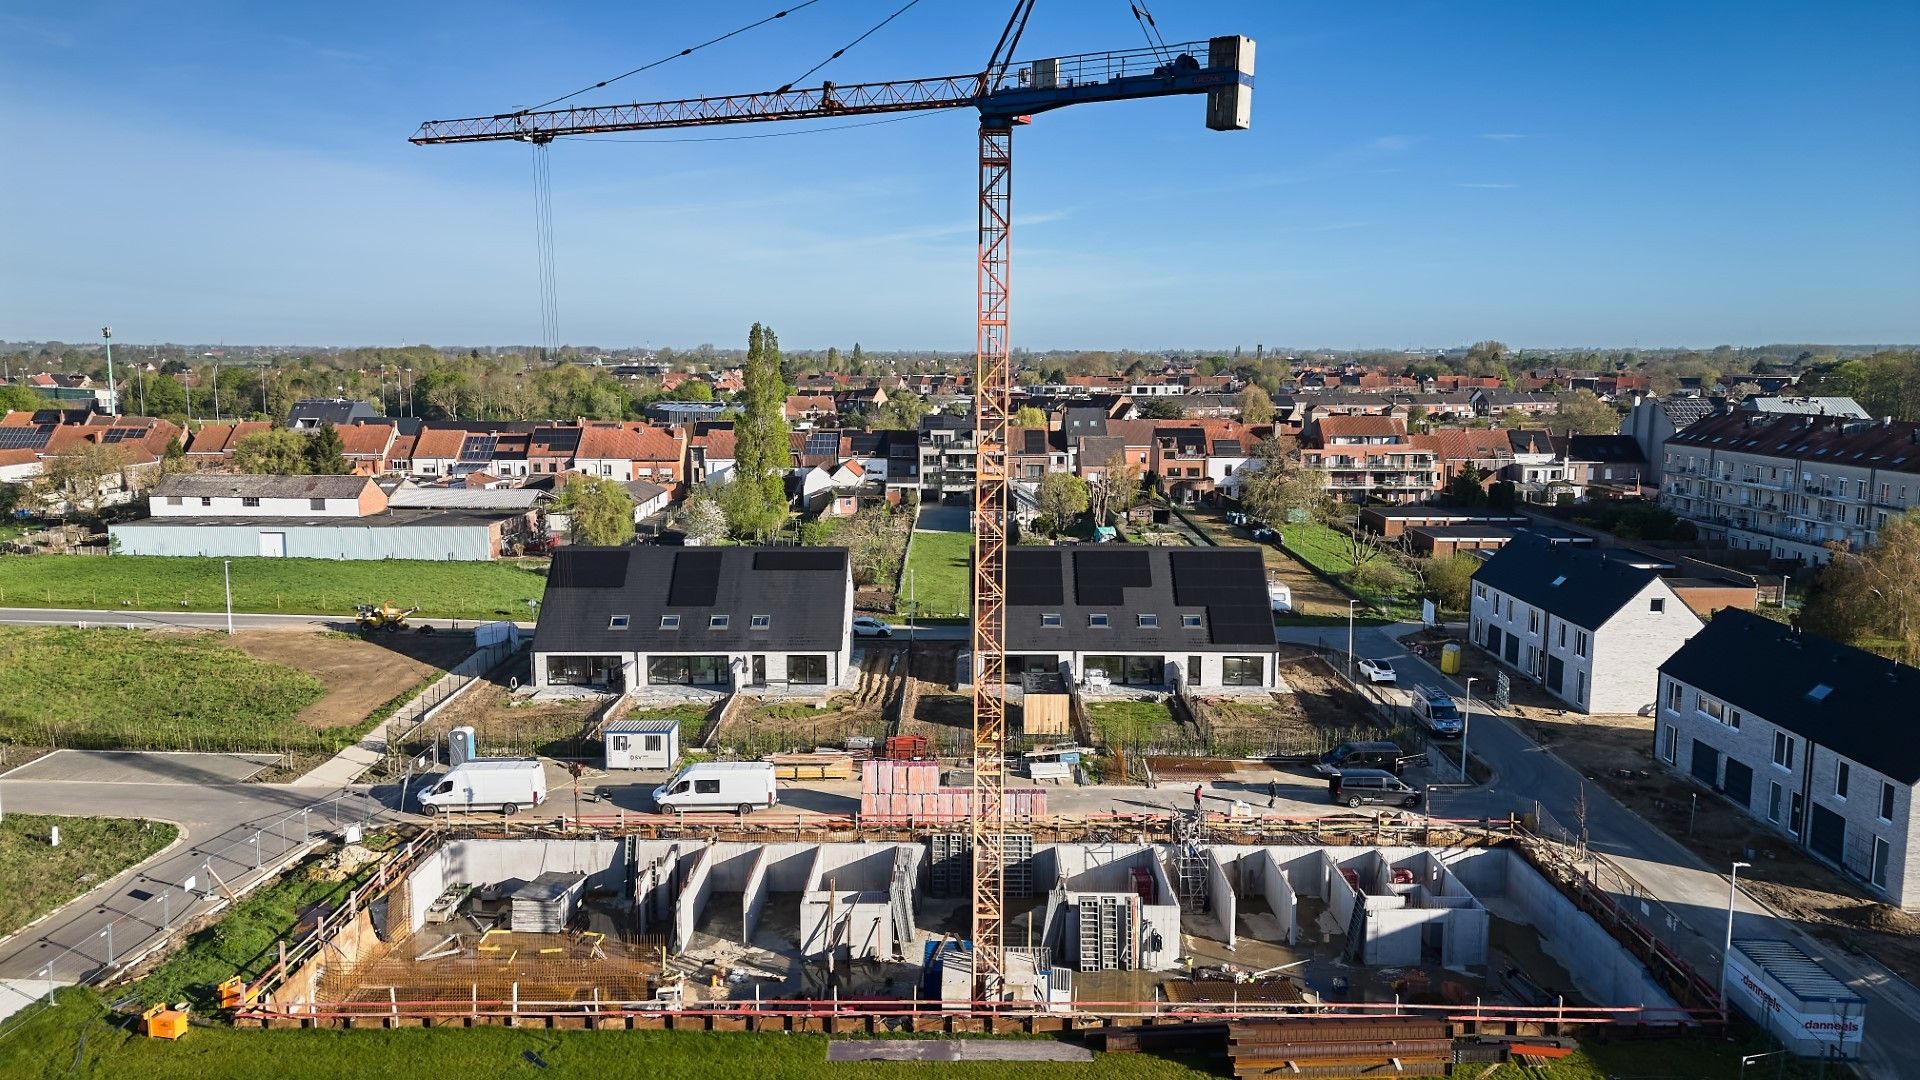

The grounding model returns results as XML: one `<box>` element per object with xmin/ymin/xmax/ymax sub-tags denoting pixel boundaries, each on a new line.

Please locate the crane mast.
<box><xmin>413</xmin><ymin>22</ymin><xmax>1253</xmax><ymax>1002</ymax></box>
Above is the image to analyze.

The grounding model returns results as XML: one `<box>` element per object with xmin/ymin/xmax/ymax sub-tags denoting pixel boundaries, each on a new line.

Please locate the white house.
<box><xmin>147</xmin><ymin>474</ymin><xmax>382</xmax><ymax>518</ymax></box>
<box><xmin>1657</xmin><ymin>610</ymin><xmax>1919</xmax><ymax>909</ymax></box>
<box><xmin>1469</xmin><ymin>536</ymin><xmax>1702</xmax><ymax>714</ymax></box>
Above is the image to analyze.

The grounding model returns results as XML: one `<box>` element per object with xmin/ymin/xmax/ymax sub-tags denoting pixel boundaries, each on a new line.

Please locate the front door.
<box><xmin>1690</xmin><ymin>740</ymin><xmax>1720</xmax><ymax>787</ymax></box>
<box><xmin>1546</xmin><ymin>655</ymin><xmax>1564</xmax><ymax>694</ymax></box>
<box><xmin>1809</xmin><ymin>805</ymin><xmax>1846</xmax><ymax>864</ymax></box>
<box><xmin>1503</xmin><ymin>633</ymin><xmax>1520</xmax><ymax>665</ymax></box>
<box><xmin>1722</xmin><ymin>759</ymin><xmax>1753</xmax><ymax>810</ymax></box>
<box><xmin>751</xmin><ymin>655</ymin><xmax>767</xmax><ymax>686</ymax></box>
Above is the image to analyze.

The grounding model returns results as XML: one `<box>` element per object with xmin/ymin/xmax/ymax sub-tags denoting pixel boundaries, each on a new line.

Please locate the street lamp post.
<box><xmin>101</xmin><ymin>326</ymin><xmax>116</xmax><ymax>417</ymax></box>
<box><xmin>1460</xmin><ymin>676</ymin><xmax>1478</xmax><ymax>783</ymax></box>
<box><xmin>1720</xmin><ymin>860</ymin><xmax>1753</xmax><ymax>1008</ymax></box>
<box><xmin>223</xmin><ymin>559</ymin><xmax>234</xmax><ymax>635</ymax></box>
<box><xmin>1346</xmin><ymin>600</ymin><xmax>1361</xmax><ymax>683</ymax></box>
<box><xmin>101</xmin><ymin>924</ymin><xmax>114</xmax><ymax>968</ymax></box>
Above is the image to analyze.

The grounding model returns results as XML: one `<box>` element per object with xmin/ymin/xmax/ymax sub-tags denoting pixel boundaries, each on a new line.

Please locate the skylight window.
<box><xmin>1807</xmin><ymin>683</ymin><xmax>1834</xmax><ymax>702</ymax></box>
<box><xmin>710</xmin><ymin>615</ymin><xmax>730</xmax><ymax>630</ymax></box>
<box><xmin>1138</xmin><ymin>614</ymin><xmax>1159</xmax><ymax>628</ymax></box>
<box><xmin>1041</xmin><ymin>613</ymin><xmax>1061</xmax><ymax>628</ymax></box>
<box><xmin>608</xmin><ymin>615</ymin><xmax>630</xmax><ymax>630</ymax></box>
<box><xmin>1089</xmin><ymin>614</ymin><xmax>1110</xmax><ymax>628</ymax></box>
<box><xmin>1182</xmin><ymin>614</ymin><xmax>1203</xmax><ymax>629</ymax></box>
<box><xmin>750</xmin><ymin>615</ymin><xmax>770</xmax><ymax>630</ymax></box>
<box><xmin>659</xmin><ymin>615</ymin><xmax>680</xmax><ymax>630</ymax></box>
<box><xmin>1550</xmin><ymin>575</ymin><xmax>1567</xmax><ymax>586</ymax></box>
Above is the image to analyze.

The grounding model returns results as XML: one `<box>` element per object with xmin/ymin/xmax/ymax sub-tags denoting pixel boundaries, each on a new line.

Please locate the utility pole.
<box><xmin>223</xmin><ymin>559</ymin><xmax>235</xmax><ymax>635</ymax></box>
<box><xmin>101</xmin><ymin>326</ymin><xmax>116</xmax><ymax>416</ymax></box>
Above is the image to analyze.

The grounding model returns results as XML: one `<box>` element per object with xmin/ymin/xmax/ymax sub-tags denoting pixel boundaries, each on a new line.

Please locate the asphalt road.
<box><xmin>1280</xmin><ymin>620</ymin><xmax>1920</xmax><ymax>1078</ymax></box>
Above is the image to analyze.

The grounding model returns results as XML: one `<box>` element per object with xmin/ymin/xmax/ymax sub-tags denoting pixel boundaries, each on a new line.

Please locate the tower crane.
<box><xmin>412</xmin><ymin>3</ymin><xmax>1254</xmax><ymax>998</ymax></box>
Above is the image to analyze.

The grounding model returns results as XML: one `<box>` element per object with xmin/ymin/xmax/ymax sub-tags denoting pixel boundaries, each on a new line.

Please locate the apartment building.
<box><xmin>918</xmin><ymin>413</ymin><xmax>977</xmax><ymax>499</ymax></box>
<box><xmin>1656</xmin><ymin>610</ymin><xmax>1919</xmax><ymax>909</ymax></box>
<box><xmin>1661</xmin><ymin>413</ymin><xmax>1920</xmax><ymax>565</ymax></box>
<box><xmin>1299</xmin><ymin>415</ymin><xmax>1439</xmax><ymax>504</ymax></box>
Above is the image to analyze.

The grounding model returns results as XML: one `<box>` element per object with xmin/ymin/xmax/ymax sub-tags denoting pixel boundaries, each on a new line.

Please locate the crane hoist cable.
<box><xmin>779</xmin><ymin>0</ymin><xmax>925</xmax><ymax>93</ymax></box>
<box><xmin>1129</xmin><ymin>2</ymin><xmax>1173</xmax><ymax>63</ymax></box>
<box><xmin>519</xmin><ymin>0</ymin><xmax>824</xmax><ymax>114</ymax></box>
<box><xmin>530</xmin><ymin>141</ymin><xmax>559</xmax><ymax>358</ymax></box>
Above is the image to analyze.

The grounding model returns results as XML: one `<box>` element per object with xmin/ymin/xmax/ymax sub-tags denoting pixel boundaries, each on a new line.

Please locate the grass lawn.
<box><xmin>0</xmin><ymin>815</ymin><xmax>177</xmax><ymax>939</ymax></box>
<box><xmin>0</xmin><ymin>627</ymin><xmax>328</xmax><ymax>752</ymax></box>
<box><xmin>1279</xmin><ymin>522</ymin><xmax>1424</xmax><ymax>621</ymax></box>
<box><xmin>1085</xmin><ymin>700</ymin><xmax>1180</xmax><ymax>746</ymax></box>
<box><xmin>904</xmin><ymin>530</ymin><xmax>972</xmax><ymax>619</ymax></box>
<box><xmin>0</xmin><ymin>555</ymin><xmax>547</xmax><ymax>621</ymax></box>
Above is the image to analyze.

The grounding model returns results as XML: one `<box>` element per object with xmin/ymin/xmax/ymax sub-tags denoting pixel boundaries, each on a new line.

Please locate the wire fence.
<box><xmin>0</xmin><ymin>788</ymin><xmax>393</xmax><ymax>1043</ymax></box>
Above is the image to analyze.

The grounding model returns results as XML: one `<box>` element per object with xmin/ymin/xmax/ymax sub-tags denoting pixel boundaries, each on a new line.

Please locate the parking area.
<box><xmin>1</xmin><ymin>749</ymin><xmax>282</xmax><ymax>785</ymax></box>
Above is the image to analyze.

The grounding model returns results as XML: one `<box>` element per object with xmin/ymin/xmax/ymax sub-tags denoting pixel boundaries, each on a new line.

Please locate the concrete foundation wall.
<box><xmin>674</xmin><ymin>845</ymin><xmax>714</xmax><ymax>954</ymax></box>
<box><xmin>1481</xmin><ymin>848</ymin><xmax>1679</xmax><ymax>1009</ymax></box>
<box><xmin>742</xmin><ymin>847</ymin><xmax>771</xmax><ymax>941</ymax></box>
<box><xmin>1205</xmin><ymin>849</ymin><xmax>1237</xmax><ymax>948</ymax></box>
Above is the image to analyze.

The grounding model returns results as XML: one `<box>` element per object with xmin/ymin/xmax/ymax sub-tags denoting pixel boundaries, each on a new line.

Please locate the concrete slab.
<box><xmin>1</xmin><ymin>749</ymin><xmax>279</xmax><ymax>785</ymax></box>
<box><xmin>914</xmin><ymin>504</ymin><xmax>970</xmax><ymax>533</ymax></box>
<box><xmin>0</xmin><ymin>979</ymin><xmax>59</xmax><ymax>1024</ymax></box>
<box><xmin>826</xmin><ymin>1040</ymin><xmax>1093</xmax><ymax>1062</ymax></box>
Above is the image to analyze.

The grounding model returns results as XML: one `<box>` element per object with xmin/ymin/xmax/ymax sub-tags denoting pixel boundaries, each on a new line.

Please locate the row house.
<box><xmin>1412</xmin><ymin>428</ymin><xmax>1514</xmax><ymax>488</ymax></box>
<box><xmin>1472</xmin><ymin>390</ymin><xmax>1559</xmax><ymax>418</ymax></box>
<box><xmin>182</xmin><ymin>421</ymin><xmax>272</xmax><ymax>467</ymax></box>
<box><xmin>1299</xmin><ymin>415</ymin><xmax>1439</xmax><ymax>504</ymax></box>
<box><xmin>1657</xmin><ymin>610</ymin><xmax>1919</xmax><ymax>908</ymax></box>
<box><xmin>0</xmin><ymin>411</ymin><xmax>179</xmax><ymax>508</ymax></box>
<box><xmin>689</xmin><ymin>425</ymin><xmax>737</xmax><ymax>486</ymax></box>
<box><xmin>337</xmin><ymin>422</ymin><xmax>399</xmax><ymax>476</ymax></box>
<box><xmin>1469</xmin><ymin>536</ymin><xmax>1702</xmax><ymax>714</ymax></box>
<box><xmin>1150</xmin><ymin>421</ymin><xmax>1264</xmax><ymax>504</ymax></box>
<box><xmin>1661</xmin><ymin>412</ymin><xmax>1920</xmax><ymax>565</ymax></box>
<box><xmin>784</xmin><ymin>395</ymin><xmax>838</xmax><ymax>428</ymax></box>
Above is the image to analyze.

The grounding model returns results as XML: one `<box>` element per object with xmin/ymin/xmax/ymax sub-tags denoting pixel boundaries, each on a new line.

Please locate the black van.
<box><xmin>1329</xmin><ymin>768</ymin><xmax>1423</xmax><ymax>809</ymax></box>
<box><xmin>1312</xmin><ymin>740</ymin><xmax>1421</xmax><ymax>776</ymax></box>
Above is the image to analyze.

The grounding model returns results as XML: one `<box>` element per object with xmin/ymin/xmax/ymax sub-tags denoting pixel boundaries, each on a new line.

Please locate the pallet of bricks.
<box><xmin>1227</xmin><ymin>1016</ymin><xmax>1452</xmax><ymax>1079</ymax></box>
<box><xmin>859</xmin><ymin>760</ymin><xmax>1047</xmax><ymax>822</ymax></box>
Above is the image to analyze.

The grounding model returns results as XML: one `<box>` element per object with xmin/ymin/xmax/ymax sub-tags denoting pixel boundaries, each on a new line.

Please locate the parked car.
<box><xmin>851</xmin><ymin>617</ymin><xmax>894</xmax><ymax>638</ymax></box>
<box><xmin>417</xmin><ymin>759</ymin><xmax>547</xmax><ymax>815</ymax></box>
<box><xmin>1328</xmin><ymin>768</ymin><xmax>1423</xmax><ymax>809</ymax></box>
<box><xmin>1311</xmin><ymin>740</ymin><xmax>1424</xmax><ymax>777</ymax></box>
<box><xmin>1411</xmin><ymin>685</ymin><xmax>1464</xmax><ymax>738</ymax></box>
<box><xmin>1357</xmin><ymin>658</ymin><xmax>1397</xmax><ymax>684</ymax></box>
<box><xmin>653</xmin><ymin>761</ymin><xmax>779</xmax><ymax>814</ymax></box>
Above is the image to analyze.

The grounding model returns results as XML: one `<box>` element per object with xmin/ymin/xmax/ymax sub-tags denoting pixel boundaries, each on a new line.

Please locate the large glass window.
<box><xmin>648</xmin><ymin>654</ymin><xmax>730</xmax><ymax>686</ymax></box>
<box><xmin>788</xmin><ymin>655</ymin><xmax>829</xmax><ymax>685</ymax></box>
<box><xmin>1082</xmin><ymin>655</ymin><xmax>1165</xmax><ymax>686</ymax></box>
<box><xmin>1223</xmin><ymin>656</ymin><xmax>1265</xmax><ymax>686</ymax></box>
<box><xmin>546</xmin><ymin>655</ymin><xmax>620</xmax><ymax>687</ymax></box>
<box><xmin>1004</xmin><ymin>654</ymin><xmax>1060</xmax><ymax>682</ymax></box>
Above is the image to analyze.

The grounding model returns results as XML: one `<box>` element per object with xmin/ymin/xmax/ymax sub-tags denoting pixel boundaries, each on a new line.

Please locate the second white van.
<box><xmin>653</xmin><ymin>761</ymin><xmax>779</xmax><ymax>814</ymax></box>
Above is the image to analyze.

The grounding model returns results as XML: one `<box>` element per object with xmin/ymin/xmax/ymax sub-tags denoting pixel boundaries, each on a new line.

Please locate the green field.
<box><xmin>0</xmin><ymin>555</ymin><xmax>547</xmax><ymax>621</ymax></box>
<box><xmin>904</xmin><ymin>530</ymin><xmax>972</xmax><ymax>619</ymax></box>
<box><xmin>1279</xmin><ymin>522</ymin><xmax>1423</xmax><ymax>620</ymax></box>
<box><xmin>0</xmin><ymin>815</ymin><xmax>177</xmax><ymax>939</ymax></box>
<box><xmin>0</xmin><ymin>627</ymin><xmax>326</xmax><ymax>752</ymax></box>
<box><xmin>0</xmin><ymin>992</ymin><xmax>1796</xmax><ymax>1080</ymax></box>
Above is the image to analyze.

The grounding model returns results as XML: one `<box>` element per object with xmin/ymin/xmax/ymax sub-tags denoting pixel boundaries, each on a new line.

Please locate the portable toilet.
<box><xmin>1440</xmin><ymin>643</ymin><xmax>1462</xmax><ymax>675</ymax></box>
<box><xmin>604</xmin><ymin>717</ymin><xmax>680</xmax><ymax>771</ymax></box>
<box><xmin>448</xmin><ymin>726</ymin><xmax>477</xmax><ymax>767</ymax></box>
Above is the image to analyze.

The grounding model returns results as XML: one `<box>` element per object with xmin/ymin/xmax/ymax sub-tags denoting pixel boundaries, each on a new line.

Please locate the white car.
<box><xmin>1357</xmin><ymin>658</ymin><xmax>1397</xmax><ymax>685</ymax></box>
<box><xmin>851</xmin><ymin>617</ymin><xmax>894</xmax><ymax>638</ymax></box>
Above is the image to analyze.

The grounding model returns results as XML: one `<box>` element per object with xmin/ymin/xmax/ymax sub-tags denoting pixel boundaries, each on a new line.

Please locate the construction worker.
<box><xmin>1267</xmin><ymin>780</ymin><xmax>1279</xmax><ymax>809</ymax></box>
<box><xmin>1192</xmin><ymin>784</ymin><xmax>1204</xmax><ymax>812</ymax></box>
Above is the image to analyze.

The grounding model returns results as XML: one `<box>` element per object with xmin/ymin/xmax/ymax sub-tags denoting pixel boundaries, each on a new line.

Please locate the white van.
<box><xmin>653</xmin><ymin>762</ymin><xmax>778</xmax><ymax>814</ymax></box>
<box><xmin>418</xmin><ymin>759</ymin><xmax>548</xmax><ymax>815</ymax></box>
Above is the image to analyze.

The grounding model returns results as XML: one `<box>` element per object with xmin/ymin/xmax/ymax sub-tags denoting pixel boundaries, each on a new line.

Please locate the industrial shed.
<box><xmin>109</xmin><ymin>508</ymin><xmax>536</xmax><ymax>560</ymax></box>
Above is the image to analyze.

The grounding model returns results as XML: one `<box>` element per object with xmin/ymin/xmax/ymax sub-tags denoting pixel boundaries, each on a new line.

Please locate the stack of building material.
<box><xmin>1225</xmin><ymin>1018</ymin><xmax>1452</xmax><ymax>1080</ymax></box>
<box><xmin>502</xmin><ymin>872</ymin><xmax>587</xmax><ymax>934</ymax></box>
<box><xmin>858</xmin><ymin>760</ymin><xmax>1047</xmax><ymax>821</ymax></box>
<box><xmin>768</xmin><ymin>752</ymin><xmax>856</xmax><ymax>781</ymax></box>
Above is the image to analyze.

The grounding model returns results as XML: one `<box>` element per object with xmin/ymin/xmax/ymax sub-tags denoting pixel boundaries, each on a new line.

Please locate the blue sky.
<box><xmin>2</xmin><ymin>1</ymin><xmax>1915</xmax><ymax>350</ymax></box>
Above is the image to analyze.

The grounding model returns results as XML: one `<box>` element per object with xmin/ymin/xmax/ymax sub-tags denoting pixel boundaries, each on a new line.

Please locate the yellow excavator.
<box><xmin>354</xmin><ymin>601</ymin><xmax>423</xmax><ymax>635</ymax></box>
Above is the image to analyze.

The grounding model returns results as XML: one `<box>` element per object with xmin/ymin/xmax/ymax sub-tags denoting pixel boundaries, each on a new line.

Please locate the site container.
<box><xmin>1727</xmin><ymin>938</ymin><xmax>1863</xmax><ymax>1058</ymax></box>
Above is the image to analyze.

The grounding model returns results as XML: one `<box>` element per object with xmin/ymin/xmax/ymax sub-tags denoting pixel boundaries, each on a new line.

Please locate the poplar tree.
<box><xmin>722</xmin><ymin>323</ymin><xmax>792</xmax><ymax>540</ymax></box>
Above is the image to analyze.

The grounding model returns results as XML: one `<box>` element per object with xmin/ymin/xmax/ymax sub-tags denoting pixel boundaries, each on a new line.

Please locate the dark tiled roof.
<box><xmin>1668</xmin><ymin>412</ymin><xmax>1920</xmax><ymax>476</ymax></box>
<box><xmin>1006</xmin><ymin>545</ymin><xmax>1273</xmax><ymax>651</ymax></box>
<box><xmin>1567</xmin><ymin>434</ymin><xmax>1647</xmax><ymax>464</ymax></box>
<box><xmin>1661</xmin><ymin>609</ymin><xmax>1920</xmax><ymax>784</ymax></box>
<box><xmin>151</xmin><ymin>473</ymin><xmax>374</xmax><ymax>500</ymax></box>
<box><xmin>1658</xmin><ymin>395</ymin><xmax>1715</xmax><ymax>428</ymax></box>
<box><xmin>1472</xmin><ymin>535</ymin><xmax>1665</xmax><ymax>631</ymax></box>
<box><xmin>531</xmin><ymin>546</ymin><xmax>848</xmax><ymax>655</ymax></box>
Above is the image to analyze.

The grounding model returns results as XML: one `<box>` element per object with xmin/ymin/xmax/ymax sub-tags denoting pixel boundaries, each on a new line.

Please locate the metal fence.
<box><xmin>0</xmin><ymin>788</ymin><xmax>392</xmax><ymax>1043</ymax></box>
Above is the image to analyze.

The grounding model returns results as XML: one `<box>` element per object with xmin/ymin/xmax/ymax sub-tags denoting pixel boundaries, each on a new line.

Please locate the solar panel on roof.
<box><xmin>1073</xmin><ymin>549</ymin><xmax>1149</xmax><ymax>606</ymax></box>
<box><xmin>100</xmin><ymin>428</ymin><xmax>140</xmax><ymax>443</ymax></box>
<box><xmin>668</xmin><ymin>550</ymin><xmax>722</xmax><ymax>606</ymax></box>
<box><xmin>1007</xmin><ymin>549</ymin><xmax>1063</xmax><ymax>606</ymax></box>
<box><xmin>549</xmin><ymin>549</ymin><xmax>628</xmax><ymax>589</ymax></box>
<box><xmin>804</xmin><ymin>432</ymin><xmax>839</xmax><ymax>458</ymax></box>
<box><xmin>0</xmin><ymin>427</ymin><xmax>51</xmax><ymax>450</ymax></box>
<box><xmin>460</xmin><ymin>434</ymin><xmax>499</xmax><ymax>462</ymax></box>
<box><xmin>753</xmin><ymin>549</ymin><xmax>842</xmax><ymax>572</ymax></box>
